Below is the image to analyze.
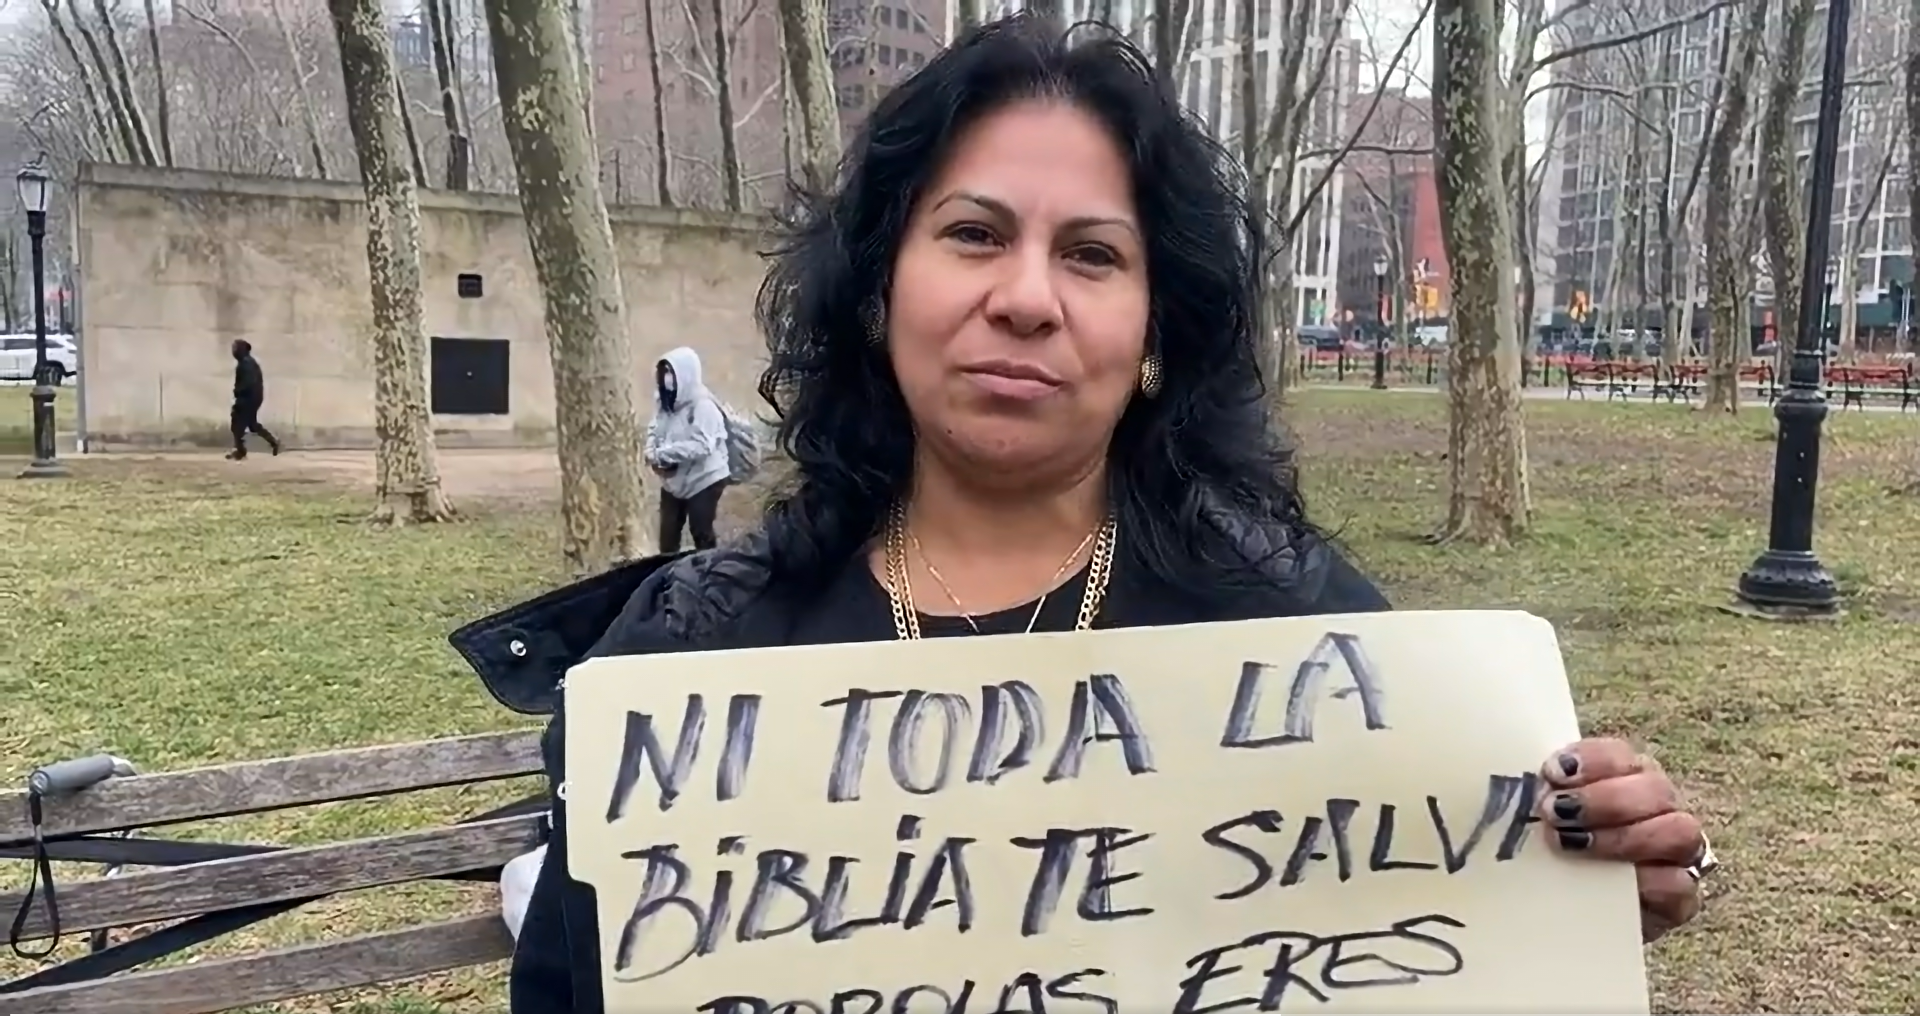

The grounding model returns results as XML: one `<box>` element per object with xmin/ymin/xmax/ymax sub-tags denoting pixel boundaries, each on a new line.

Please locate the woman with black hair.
<box><xmin>454</xmin><ymin>14</ymin><xmax>1710</xmax><ymax>1011</ymax></box>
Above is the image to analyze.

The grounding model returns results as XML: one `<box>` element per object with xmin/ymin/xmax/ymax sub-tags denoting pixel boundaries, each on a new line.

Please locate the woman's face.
<box><xmin>887</xmin><ymin>100</ymin><xmax>1149</xmax><ymax>483</ymax></box>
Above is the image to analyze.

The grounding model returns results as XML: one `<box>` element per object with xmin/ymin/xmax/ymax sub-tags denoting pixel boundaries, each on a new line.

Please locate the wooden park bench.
<box><xmin>0</xmin><ymin>731</ymin><xmax>544</xmax><ymax>1014</ymax></box>
<box><xmin>1827</xmin><ymin>363</ymin><xmax>1918</xmax><ymax>411</ymax></box>
<box><xmin>1566</xmin><ymin>360</ymin><xmax>1662</xmax><ymax>402</ymax></box>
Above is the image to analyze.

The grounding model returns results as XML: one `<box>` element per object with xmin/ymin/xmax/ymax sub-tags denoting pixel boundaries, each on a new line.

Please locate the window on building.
<box><xmin>621</xmin><ymin>50</ymin><xmax>636</xmax><ymax>71</ymax></box>
<box><xmin>621</xmin><ymin>12</ymin><xmax>638</xmax><ymax>33</ymax></box>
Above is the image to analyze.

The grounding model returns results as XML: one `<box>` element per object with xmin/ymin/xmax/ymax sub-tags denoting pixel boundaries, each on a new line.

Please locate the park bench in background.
<box><xmin>1566</xmin><ymin>360</ymin><xmax>1663</xmax><ymax>401</ymax></box>
<box><xmin>1827</xmin><ymin>363</ymin><xmax>1918</xmax><ymax>411</ymax></box>
<box><xmin>0</xmin><ymin>731</ymin><xmax>543</xmax><ymax>1014</ymax></box>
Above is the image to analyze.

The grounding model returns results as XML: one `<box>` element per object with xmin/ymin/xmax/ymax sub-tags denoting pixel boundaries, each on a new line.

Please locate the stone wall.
<box><xmin>73</xmin><ymin>163</ymin><xmax>772</xmax><ymax>449</ymax></box>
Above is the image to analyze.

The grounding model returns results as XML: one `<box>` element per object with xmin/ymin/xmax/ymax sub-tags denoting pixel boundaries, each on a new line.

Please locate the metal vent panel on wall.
<box><xmin>430</xmin><ymin>337</ymin><xmax>510</xmax><ymax>415</ymax></box>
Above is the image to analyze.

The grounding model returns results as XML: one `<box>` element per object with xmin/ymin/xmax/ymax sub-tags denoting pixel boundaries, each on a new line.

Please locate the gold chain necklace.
<box><xmin>884</xmin><ymin>503</ymin><xmax>1117</xmax><ymax>641</ymax></box>
<box><xmin>908</xmin><ymin>524</ymin><xmax>1099</xmax><ymax>634</ymax></box>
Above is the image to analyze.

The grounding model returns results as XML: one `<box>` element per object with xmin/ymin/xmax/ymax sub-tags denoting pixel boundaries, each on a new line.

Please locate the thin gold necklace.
<box><xmin>908</xmin><ymin>524</ymin><xmax>1099</xmax><ymax>634</ymax></box>
<box><xmin>883</xmin><ymin>503</ymin><xmax>1117</xmax><ymax>641</ymax></box>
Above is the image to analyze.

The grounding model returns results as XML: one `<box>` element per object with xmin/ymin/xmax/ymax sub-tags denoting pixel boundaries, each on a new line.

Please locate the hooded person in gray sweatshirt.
<box><xmin>645</xmin><ymin>346</ymin><xmax>730</xmax><ymax>552</ymax></box>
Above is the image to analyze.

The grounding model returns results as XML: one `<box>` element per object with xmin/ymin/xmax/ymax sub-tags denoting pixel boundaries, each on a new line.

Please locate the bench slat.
<box><xmin>0</xmin><ymin>913</ymin><xmax>513</xmax><ymax>1013</ymax></box>
<box><xmin>0</xmin><ymin>815</ymin><xmax>541</xmax><ymax>942</ymax></box>
<box><xmin>0</xmin><ymin>730</ymin><xmax>543</xmax><ymax>844</ymax></box>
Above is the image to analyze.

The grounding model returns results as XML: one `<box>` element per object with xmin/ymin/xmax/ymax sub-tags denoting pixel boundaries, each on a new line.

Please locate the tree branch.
<box><xmin>1534</xmin><ymin>0</ymin><xmax>1737</xmax><ymax>74</ymax></box>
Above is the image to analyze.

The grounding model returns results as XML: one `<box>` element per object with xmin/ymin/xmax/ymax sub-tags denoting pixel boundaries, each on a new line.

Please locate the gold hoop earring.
<box><xmin>1138</xmin><ymin>355</ymin><xmax>1163</xmax><ymax>398</ymax></box>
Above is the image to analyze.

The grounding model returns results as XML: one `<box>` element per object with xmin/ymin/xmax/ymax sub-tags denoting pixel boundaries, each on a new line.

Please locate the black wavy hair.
<box><xmin>753</xmin><ymin>12</ymin><xmax>1316</xmax><ymax>603</ymax></box>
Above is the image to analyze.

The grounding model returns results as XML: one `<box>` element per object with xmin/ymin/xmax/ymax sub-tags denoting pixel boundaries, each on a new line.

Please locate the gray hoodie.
<box><xmin>645</xmin><ymin>346</ymin><xmax>730</xmax><ymax>500</ymax></box>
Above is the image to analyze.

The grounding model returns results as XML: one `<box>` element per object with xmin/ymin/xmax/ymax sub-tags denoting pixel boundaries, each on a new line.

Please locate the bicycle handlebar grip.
<box><xmin>28</xmin><ymin>754</ymin><xmax>124</xmax><ymax>796</ymax></box>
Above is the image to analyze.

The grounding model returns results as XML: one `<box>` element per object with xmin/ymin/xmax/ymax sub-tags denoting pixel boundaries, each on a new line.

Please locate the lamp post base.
<box><xmin>18</xmin><ymin>458</ymin><xmax>70</xmax><ymax>479</ymax></box>
<box><xmin>1732</xmin><ymin>548</ymin><xmax>1840</xmax><ymax>617</ymax></box>
<box><xmin>19</xmin><ymin>381</ymin><xmax>67</xmax><ymax>479</ymax></box>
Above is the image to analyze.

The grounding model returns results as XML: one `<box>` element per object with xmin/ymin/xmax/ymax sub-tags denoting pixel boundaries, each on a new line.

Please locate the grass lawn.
<box><xmin>0</xmin><ymin>382</ymin><xmax>79</xmax><ymax>455</ymax></box>
<box><xmin>2</xmin><ymin>390</ymin><xmax>1916</xmax><ymax>1013</ymax></box>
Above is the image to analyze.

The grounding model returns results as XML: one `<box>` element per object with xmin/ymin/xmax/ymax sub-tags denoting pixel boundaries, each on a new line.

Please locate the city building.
<box><xmin>587</xmin><ymin>0</ymin><xmax>946</xmax><ymax>209</ymax></box>
<box><xmin>1334</xmin><ymin>87</ymin><xmax>1447</xmax><ymax>327</ymax></box>
<box><xmin>976</xmin><ymin>0</ymin><xmax>1359</xmax><ymax>327</ymax></box>
<box><xmin>1536</xmin><ymin>0</ymin><xmax>1914</xmax><ymax>342</ymax></box>
<box><xmin>830</xmin><ymin>1</ymin><xmax>948</xmax><ymax>133</ymax></box>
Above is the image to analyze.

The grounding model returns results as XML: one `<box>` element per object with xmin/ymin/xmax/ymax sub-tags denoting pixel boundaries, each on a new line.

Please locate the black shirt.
<box><xmin>789</xmin><ymin>552</ymin><xmax>1097</xmax><ymax>645</ymax></box>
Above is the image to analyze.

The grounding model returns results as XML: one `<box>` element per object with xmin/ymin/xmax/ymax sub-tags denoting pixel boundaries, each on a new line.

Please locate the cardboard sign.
<box><xmin>563</xmin><ymin>610</ymin><xmax>1650</xmax><ymax>1013</ymax></box>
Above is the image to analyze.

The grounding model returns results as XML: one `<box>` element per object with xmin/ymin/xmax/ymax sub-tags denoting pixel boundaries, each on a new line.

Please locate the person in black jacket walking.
<box><xmin>226</xmin><ymin>339</ymin><xmax>280</xmax><ymax>460</ymax></box>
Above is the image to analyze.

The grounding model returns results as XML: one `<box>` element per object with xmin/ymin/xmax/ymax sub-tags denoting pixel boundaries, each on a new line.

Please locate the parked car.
<box><xmin>1298</xmin><ymin>325</ymin><xmax>1344</xmax><ymax>351</ymax></box>
<box><xmin>0</xmin><ymin>333</ymin><xmax>78</xmax><ymax>383</ymax></box>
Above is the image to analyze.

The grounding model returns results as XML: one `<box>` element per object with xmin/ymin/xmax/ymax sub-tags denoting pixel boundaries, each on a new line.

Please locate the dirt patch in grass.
<box><xmin>2</xmin><ymin>390</ymin><xmax>1915</xmax><ymax>1013</ymax></box>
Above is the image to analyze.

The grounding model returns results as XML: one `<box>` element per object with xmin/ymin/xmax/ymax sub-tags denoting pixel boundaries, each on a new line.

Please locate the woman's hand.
<box><xmin>1537</xmin><ymin>738</ymin><xmax>1711</xmax><ymax>943</ymax></box>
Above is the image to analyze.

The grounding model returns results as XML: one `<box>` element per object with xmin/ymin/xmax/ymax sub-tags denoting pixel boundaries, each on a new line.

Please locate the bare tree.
<box><xmin>484</xmin><ymin>0</ymin><xmax>651</xmax><ymax>572</ymax></box>
<box><xmin>327</xmin><ymin>0</ymin><xmax>454</xmax><ymax>523</ymax></box>
<box><xmin>141</xmin><ymin>0</ymin><xmax>173</xmax><ymax>165</ymax></box>
<box><xmin>1433</xmin><ymin>0</ymin><xmax>1528</xmax><ymax>544</ymax></box>
<box><xmin>662</xmin><ymin>0</ymin><xmax>777</xmax><ymax>210</ymax></box>
<box><xmin>1701</xmin><ymin>0</ymin><xmax>1769</xmax><ymax>411</ymax></box>
<box><xmin>954</xmin><ymin>0</ymin><xmax>983</xmax><ymax>36</ymax></box>
<box><xmin>705</xmin><ymin>0</ymin><xmax>743</xmax><ymax>210</ymax></box>
<box><xmin>777</xmin><ymin>0</ymin><xmax>840</xmax><ymax>192</ymax></box>
<box><xmin>89</xmin><ymin>0</ymin><xmax>157</xmax><ymax>162</ymax></box>
<box><xmin>270</xmin><ymin>0</ymin><xmax>333</xmax><ymax>177</ymax></box>
<box><xmin>1244</xmin><ymin>0</ymin><xmax>1430</xmax><ymax>390</ymax></box>
<box><xmin>1834</xmin><ymin>104</ymin><xmax>1898</xmax><ymax>359</ymax></box>
<box><xmin>1756</xmin><ymin>0</ymin><xmax>1819</xmax><ymax>375</ymax></box>
<box><xmin>423</xmin><ymin>0</ymin><xmax>471</xmax><ymax>188</ymax></box>
<box><xmin>1906</xmin><ymin>19</ymin><xmax>1919</xmax><ymax>303</ymax></box>
<box><xmin>1026</xmin><ymin>0</ymin><xmax>1064</xmax><ymax>29</ymax></box>
<box><xmin>644</xmin><ymin>0</ymin><xmax>673</xmax><ymax>203</ymax></box>
<box><xmin>28</xmin><ymin>0</ymin><xmax>122</xmax><ymax>160</ymax></box>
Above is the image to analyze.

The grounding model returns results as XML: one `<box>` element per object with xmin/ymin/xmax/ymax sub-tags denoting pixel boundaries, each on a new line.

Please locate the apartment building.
<box><xmin>588</xmin><ymin>0</ymin><xmax>945</xmax><ymax>209</ymax></box>
<box><xmin>1334</xmin><ymin>88</ymin><xmax>1447</xmax><ymax>325</ymax></box>
<box><xmin>1537</xmin><ymin>0</ymin><xmax>1914</xmax><ymax>334</ymax></box>
<box><xmin>976</xmin><ymin>0</ymin><xmax>1359</xmax><ymax>326</ymax></box>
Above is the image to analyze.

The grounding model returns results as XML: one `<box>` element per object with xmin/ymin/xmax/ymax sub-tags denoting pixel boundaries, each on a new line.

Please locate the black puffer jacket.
<box><xmin>451</xmin><ymin>527</ymin><xmax>1390</xmax><ymax>1013</ymax></box>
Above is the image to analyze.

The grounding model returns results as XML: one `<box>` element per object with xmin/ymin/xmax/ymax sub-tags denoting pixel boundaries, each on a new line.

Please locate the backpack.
<box><xmin>720</xmin><ymin>403</ymin><xmax>763</xmax><ymax>484</ymax></box>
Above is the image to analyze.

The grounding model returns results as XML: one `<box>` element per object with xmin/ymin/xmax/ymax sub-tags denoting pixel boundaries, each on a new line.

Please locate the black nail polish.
<box><xmin>1558</xmin><ymin>753</ymin><xmax>1580</xmax><ymax>778</ymax></box>
<box><xmin>1551</xmin><ymin>793</ymin><xmax>1583</xmax><ymax>822</ymax></box>
<box><xmin>1557</xmin><ymin>829</ymin><xmax>1593</xmax><ymax>851</ymax></box>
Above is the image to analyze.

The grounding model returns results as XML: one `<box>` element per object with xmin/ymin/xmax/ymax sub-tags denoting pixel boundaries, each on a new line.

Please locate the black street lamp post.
<box><xmin>1734</xmin><ymin>0</ymin><xmax>1852</xmax><ymax>617</ymax></box>
<box><xmin>1822</xmin><ymin>258</ymin><xmax>1837</xmax><ymax>344</ymax></box>
<box><xmin>17</xmin><ymin>164</ymin><xmax>66</xmax><ymax>480</ymax></box>
<box><xmin>1371</xmin><ymin>255</ymin><xmax>1389</xmax><ymax>390</ymax></box>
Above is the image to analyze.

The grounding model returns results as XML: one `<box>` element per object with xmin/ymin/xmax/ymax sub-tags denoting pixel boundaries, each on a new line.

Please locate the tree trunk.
<box><xmin>328</xmin><ymin>0</ymin><xmax>455</xmax><ymax>525</ymax></box>
<box><xmin>0</xmin><ymin>237</ymin><xmax>16</xmax><ymax>331</ymax></box>
<box><xmin>1150</xmin><ymin>0</ymin><xmax>1194</xmax><ymax>84</ymax></box>
<box><xmin>484</xmin><ymin>0</ymin><xmax>651</xmax><ymax>574</ymax></box>
<box><xmin>91</xmin><ymin>0</ymin><xmax>159</xmax><ymax>164</ymax></box>
<box><xmin>708</xmin><ymin>0</ymin><xmax>743</xmax><ymax>211</ymax></box>
<box><xmin>1905</xmin><ymin>38</ymin><xmax>1919</xmax><ymax>322</ymax></box>
<box><xmin>955</xmin><ymin>0</ymin><xmax>982</xmax><ymax>36</ymax></box>
<box><xmin>271</xmin><ymin>0</ymin><xmax>333</xmax><ymax>178</ymax></box>
<box><xmin>571</xmin><ymin>0</ymin><xmax>595</xmax><ymax>135</ymax></box>
<box><xmin>424</xmin><ymin>0</ymin><xmax>472</xmax><ymax>189</ymax></box>
<box><xmin>141</xmin><ymin>0</ymin><xmax>173</xmax><ymax>166</ymax></box>
<box><xmin>64</xmin><ymin>0</ymin><xmax>144</xmax><ymax>163</ymax></box>
<box><xmin>1027</xmin><ymin>0</ymin><xmax>1064</xmax><ymax>29</ymax></box>
<box><xmin>643</xmin><ymin>0</ymin><xmax>673</xmax><ymax>205</ymax></box>
<box><xmin>1432</xmin><ymin>0</ymin><xmax>1528</xmax><ymax>545</ymax></box>
<box><xmin>1238</xmin><ymin>0</ymin><xmax>1265</xmax><ymax>373</ymax></box>
<box><xmin>777</xmin><ymin>0</ymin><xmax>841</xmax><ymax>193</ymax></box>
<box><xmin>1702</xmin><ymin>0</ymin><xmax>1768</xmax><ymax>412</ymax></box>
<box><xmin>396</xmin><ymin>75</ymin><xmax>429</xmax><ymax>187</ymax></box>
<box><xmin>36</xmin><ymin>0</ymin><xmax>122</xmax><ymax>162</ymax></box>
<box><xmin>1758</xmin><ymin>0</ymin><xmax>1818</xmax><ymax>376</ymax></box>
